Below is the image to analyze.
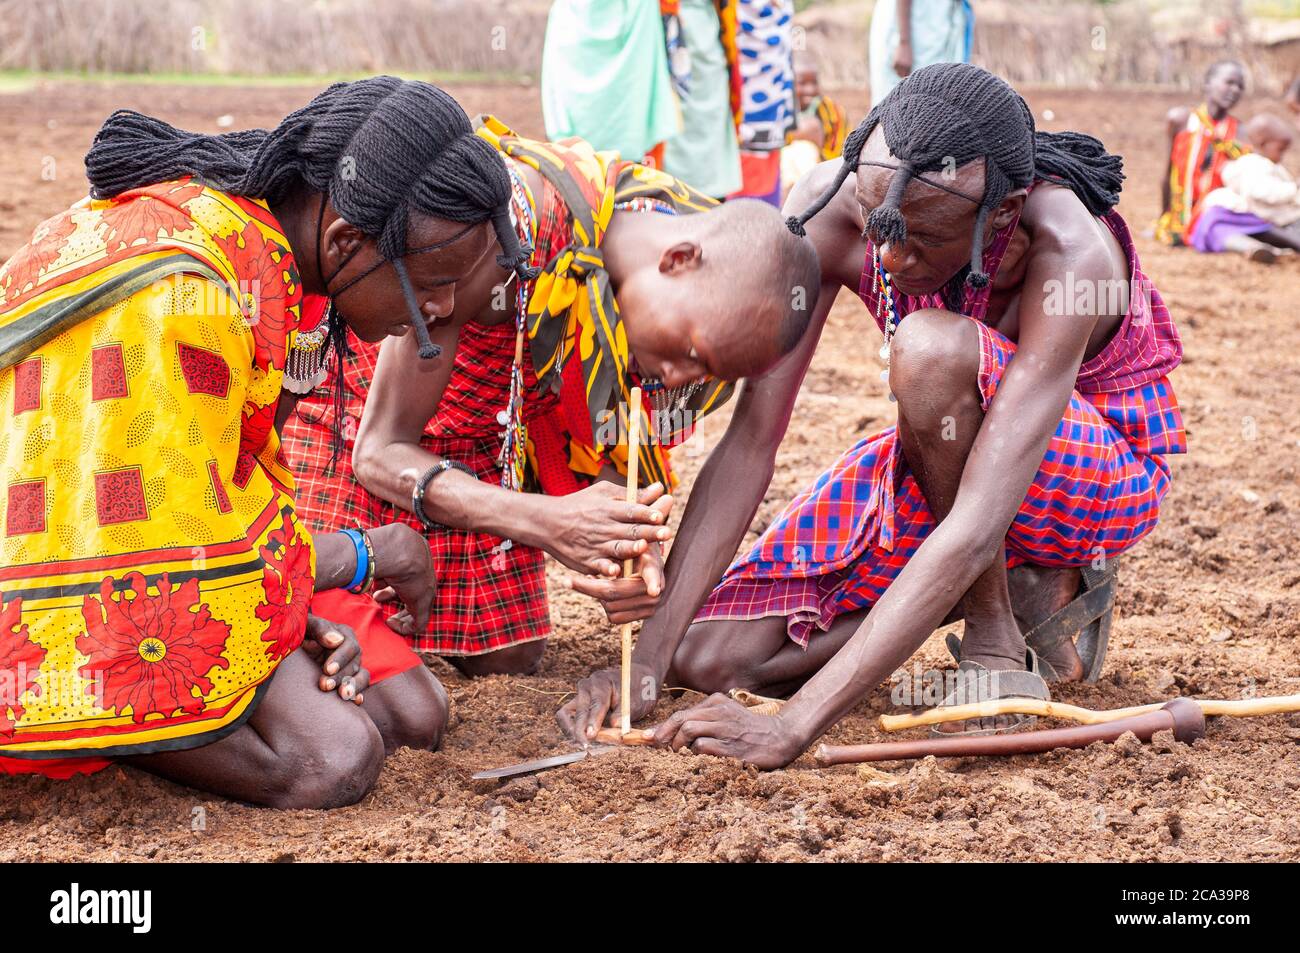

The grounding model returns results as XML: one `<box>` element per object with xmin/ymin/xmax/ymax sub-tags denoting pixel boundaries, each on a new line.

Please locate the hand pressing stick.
<box><xmin>620</xmin><ymin>386</ymin><xmax>643</xmax><ymax>736</ymax></box>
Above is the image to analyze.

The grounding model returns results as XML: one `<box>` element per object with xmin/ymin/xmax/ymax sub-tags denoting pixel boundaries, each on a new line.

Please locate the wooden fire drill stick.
<box><xmin>620</xmin><ymin>387</ymin><xmax>643</xmax><ymax>735</ymax></box>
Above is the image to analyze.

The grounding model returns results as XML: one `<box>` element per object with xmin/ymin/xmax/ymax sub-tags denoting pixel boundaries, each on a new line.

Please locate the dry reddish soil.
<box><xmin>2</xmin><ymin>79</ymin><xmax>1299</xmax><ymax>862</ymax></box>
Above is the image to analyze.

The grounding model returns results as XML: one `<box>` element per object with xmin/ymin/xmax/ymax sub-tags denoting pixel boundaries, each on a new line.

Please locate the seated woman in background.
<box><xmin>1155</xmin><ymin>60</ymin><xmax>1247</xmax><ymax>246</ymax></box>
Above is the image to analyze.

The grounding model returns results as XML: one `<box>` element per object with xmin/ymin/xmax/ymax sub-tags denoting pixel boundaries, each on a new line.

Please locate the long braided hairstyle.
<box><xmin>85</xmin><ymin>75</ymin><xmax>538</xmax><ymax>333</ymax></box>
<box><xmin>787</xmin><ymin>63</ymin><xmax>1124</xmax><ymax>288</ymax></box>
<box><xmin>85</xmin><ymin>76</ymin><xmax>538</xmax><ymax>470</ymax></box>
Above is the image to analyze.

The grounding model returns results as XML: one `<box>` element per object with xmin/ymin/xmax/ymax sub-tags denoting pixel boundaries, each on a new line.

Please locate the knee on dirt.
<box><xmin>383</xmin><ymin>666</ymin><xmax>450</xmax><ymax>753</ymax></box>
<box><xmin>450</xmin><ymin>639</ymin><xmax>546</xmax><ymax>677</ymax></box>
<box><xmin>670</xmin><ymin>627</ymin><xmax>757</xmax><ymax>696</ymax></box>
<box><xmin>262</xmin><ymin>712</ymin><xmax>386</xmax><ymax>810</ymax></box>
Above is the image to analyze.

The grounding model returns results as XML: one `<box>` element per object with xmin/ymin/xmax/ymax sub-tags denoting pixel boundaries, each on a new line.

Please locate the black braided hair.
<box><xmin>787</xmin><ymin>63</ymin><xmax>1124</xmax><ymax>288</ymax></box>
<box><xmin>85</xmin><ymin>76</ymin><xmax>540</xmax><ymax>471</ymax></box>
<box><xmin>84</xmin><ymin>75</ymin><xmax>539</xmax><ymax>289</ymax></box>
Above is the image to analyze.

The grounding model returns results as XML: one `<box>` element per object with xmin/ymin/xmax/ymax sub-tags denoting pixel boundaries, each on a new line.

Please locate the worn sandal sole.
<box><xmin>929</xmin><ymin>652</ymin><xmax>1051</xmax><ymax>738</ymax></box>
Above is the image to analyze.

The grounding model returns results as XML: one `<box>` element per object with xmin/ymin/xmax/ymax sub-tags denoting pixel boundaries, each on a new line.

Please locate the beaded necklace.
<box><xmin>283</xmin><ymin>306</ymin><xmax>332</xmax><ymax>394</ymax></box>
<box><xmin>871</xmin><ymin>243</ymin><xmax>899</xmax><ymax>403</ymax></box>
<box><xmin>495</xmin><ymin>162</ymin><xmax>537</xmax><ymax>492</ymax></box>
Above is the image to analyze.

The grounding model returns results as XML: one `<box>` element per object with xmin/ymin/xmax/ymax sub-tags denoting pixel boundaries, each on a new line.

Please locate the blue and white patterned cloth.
<box><xmin>735</xmin><ymin>0</ymin><xmax>795</xmax><ymax>152</ymax></box>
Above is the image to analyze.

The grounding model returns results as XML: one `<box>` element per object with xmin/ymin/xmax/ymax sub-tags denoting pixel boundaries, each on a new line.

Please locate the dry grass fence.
<box><xmin>1</xmin><ymin>0</ymin><xmax>1296</xmax><ymax>93</ymax></box>
<box><xmin>800</xmin><ymin>0</ymin><xmax>1300</xmax><ymax>94</ymax></box>
<box><xmin>0</xmin><ymin>0</ymin><xmax>550</xmax><ymax>78</ymax></box>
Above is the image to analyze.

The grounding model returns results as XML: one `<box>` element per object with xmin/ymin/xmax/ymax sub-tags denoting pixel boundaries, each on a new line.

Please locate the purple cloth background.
<box><xmin>1190</xmin><ymin>206</ymin><xmax>1272</xmax><ymax>253</ymax></box>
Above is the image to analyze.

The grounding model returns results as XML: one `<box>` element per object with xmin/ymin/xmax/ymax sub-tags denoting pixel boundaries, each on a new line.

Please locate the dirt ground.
<box><xmin>2</xmin><ymin>79</ymin><xmax>1299</xmax><ymax>862</ymax></box>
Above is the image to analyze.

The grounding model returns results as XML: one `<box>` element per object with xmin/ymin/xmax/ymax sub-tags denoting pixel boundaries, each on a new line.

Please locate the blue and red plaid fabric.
<box><xmin>697</xmin><ymin>199</ymin><xmax>1185</xmax><ymax>648</ymax></box>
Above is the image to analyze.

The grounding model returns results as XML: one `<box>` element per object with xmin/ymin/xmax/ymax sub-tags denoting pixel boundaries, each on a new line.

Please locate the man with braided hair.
<box><xmin>284</xmin><ymin>117</ymin><xmax>821</xmax><ymax>675</ymax></box>
<box><xmin>0</xmin><ymin>77</ymin><xmax>529</xmax><ymax>806</ymax></box>
<box><xmin>562</xmin><ymin>63</ymin><xmax>1185</xmax><ymax>767</ymax></box>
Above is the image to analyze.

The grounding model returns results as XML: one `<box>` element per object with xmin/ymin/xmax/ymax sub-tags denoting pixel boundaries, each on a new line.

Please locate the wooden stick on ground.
<box><xmin>820</xmin><ymin>699</ymin><xmax>1206</xmax><ymax>765</ymax></box>
<box><xmin>620</xmin><ymin>387</ymin><xmax>643</xmax><ymax>736</ymax></box>
<box><xmin>728</xmin><ymin>688</ymin><xmax>784</xmax><ymax>716</ymax></box>
<box><xmin>594</xmin><ymin>726</ymin><xmax>655</xmax><ymax>746</ymax></box>
<box><xmin>878</xmin><ymin>692</ymin><xmax>1300</xmax><ymax>732</ymax></box>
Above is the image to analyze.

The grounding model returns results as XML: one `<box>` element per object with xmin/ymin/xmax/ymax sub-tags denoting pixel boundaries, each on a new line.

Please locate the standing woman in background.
<box><xmin>869</xmin><ymin>0</ymin><xmax>974</xmax><ymax>107</ymax></box>
<box><xmin>541</xmin><ymin>0</ymin><xmax>681</xmax><ymax>165</ymax></box>
<box><xmin>660</xmin><ymin>0</ymin><xmax>745</xmax><ymax>200</ymax></box>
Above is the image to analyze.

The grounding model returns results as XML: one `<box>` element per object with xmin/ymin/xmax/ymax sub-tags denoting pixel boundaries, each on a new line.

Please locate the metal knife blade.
<box><xmin>472</xmin><ymin>749</ymin><xmax>588</xmax><ymax>780</ymax></box>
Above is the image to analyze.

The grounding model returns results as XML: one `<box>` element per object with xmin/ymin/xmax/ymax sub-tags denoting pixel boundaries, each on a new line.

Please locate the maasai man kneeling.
<box><xmin>283</xmin><ymin>118</ymin><xmax>821</xmax><ymax>676</ymax></box>
<box><xmin>0</xmin><ymin>78</ymin><xmax>531</xmax><ymax>805</ymax></box>
<box><xmin>1189</xmin><ymin>114</ymin><xmax>1300</xmax><ymax>261</ymax></box>
<box><xmin>562</xmin><ymin>64</ymin><xmax>1184</xmax><ymax>766</ymax></box>
<box><xmin>1155</xmin><ymin>60</ymin><xmax>1247</xmax><ymax>246</ymax></box>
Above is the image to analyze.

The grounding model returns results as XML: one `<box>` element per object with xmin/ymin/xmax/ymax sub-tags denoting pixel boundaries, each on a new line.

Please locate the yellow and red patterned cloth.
<box><xmin>1155</xmin><ymin>105</ymin><xmax>1246</xmax><ymax>246</ymax></box>
<box><xmin>0</xmin><ymin>179</ymin><xmax>314</xmax><ymax>770</ymax></box>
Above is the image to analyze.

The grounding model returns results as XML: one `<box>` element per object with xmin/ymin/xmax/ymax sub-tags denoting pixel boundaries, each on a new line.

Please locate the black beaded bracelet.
<box><xmin>412</xmin><ymin>459</ymin><xmax>478</xmax><ymax>531</ymax></box>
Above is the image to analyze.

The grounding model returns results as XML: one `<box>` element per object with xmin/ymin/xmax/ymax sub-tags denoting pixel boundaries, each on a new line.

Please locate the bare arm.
<box><xmin>635</xmin><ymin>294</ymin><xmax>833</xmax><ymax>677</ymax></box>
<box><xmin>312</xmin><ymin>531</ymin><xmax>360</xmax><ymax>590</ymax></box>
<box><xmin>776</xmin><ymin>188</ymin><xmax>1112</xmax><ymax>754</ymax></box>
<box><xmin>894</xmin><ymin>0</ymin><xmax>914</xmax><ymax>76</ymax></box>
<box><xmin>353</xmin><ymin>324</ymin><xmax>540</xmax><ymax>543</ymax></box>
<box><xmin>637</xmin><ymin>163</ymin><xmax>863</xmax><ymax>680</ymax></box>
<box><xmin>353</xmin><ymin>320</ymin><xmax>672</xmax><ymax>579</ymax></box>
<box><xmin>652</xmin><ymin>188</ymin><xmax>1120</xmax><ymax>766</ymax></box>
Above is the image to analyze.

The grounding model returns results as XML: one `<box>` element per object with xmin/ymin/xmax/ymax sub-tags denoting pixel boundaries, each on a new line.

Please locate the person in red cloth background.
<box><xmin>1154</xmin><ymin>60</ymin><xmax>1247</xmax><ymax>246</ymax></box>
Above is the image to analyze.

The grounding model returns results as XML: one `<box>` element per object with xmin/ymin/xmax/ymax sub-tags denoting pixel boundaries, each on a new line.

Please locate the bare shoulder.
<box><xmin>1021</xmin><ymin>184</ymin><xmax>1125</xmax><ymax>280</ymax></box>
<box><xmin>783</xmin><ymin>159</ymin><xmax>864</xmax><ymax>291</ymax></box>
<box><xmin>1165</xmin><ymin>105</ymin><xmax>1191</xmax><ymax>136</ymax></box>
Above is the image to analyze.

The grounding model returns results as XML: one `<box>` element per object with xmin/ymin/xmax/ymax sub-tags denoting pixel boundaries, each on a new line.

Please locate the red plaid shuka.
<box><xmin>284</xmin><ymin>164</ymin><xmax>716</xmax><ymax>655</ymax></box>
<box><xmin>698</xmin><ymin>190</ymin><xmax>1186</xmax><ymax>647</ymax></box>
<box><xmin>282</xmin><ymin>177</ymin><xmax>574</xmax><ymax>656</ymax></box>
